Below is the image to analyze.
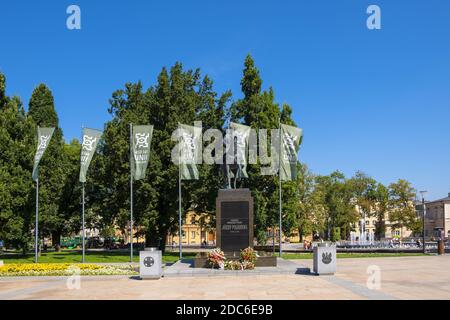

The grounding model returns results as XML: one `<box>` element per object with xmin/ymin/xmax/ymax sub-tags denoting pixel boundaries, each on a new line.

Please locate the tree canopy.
<box><xmin>0</xmin><ymin>56</ymin><xmax>421</xmax><ymax>251</ymax></box>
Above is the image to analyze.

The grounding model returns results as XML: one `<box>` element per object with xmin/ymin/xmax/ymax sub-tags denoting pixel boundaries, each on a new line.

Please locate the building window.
<box><xmin>191</xmin><ymin>231</ymin><xmax>196</xmax><ymax>239</ymax></box>
<box><xmin>182</xmin><ymin>230</ymin><xmax>186</xmax><ymax>238</ymax></box>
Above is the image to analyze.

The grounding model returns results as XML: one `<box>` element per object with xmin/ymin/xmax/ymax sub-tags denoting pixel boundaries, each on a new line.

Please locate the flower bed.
<box><xmin>0</xmin><ymin>263</ymin><xmax>137</xmax><ymax>277</ymax></box>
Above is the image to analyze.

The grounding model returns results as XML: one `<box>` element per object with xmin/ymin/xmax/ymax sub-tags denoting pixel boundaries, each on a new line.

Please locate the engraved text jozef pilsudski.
<box><xmin>220</xmin><ymin>201</ymin><xmax>249</xmax><ymax>252</ymax></box>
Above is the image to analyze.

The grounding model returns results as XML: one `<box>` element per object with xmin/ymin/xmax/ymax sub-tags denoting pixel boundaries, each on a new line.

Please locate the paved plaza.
<box><xmin>1</xmin><ymin>255</ymin><xmax>449</xmax><ymax>300</ymax></box>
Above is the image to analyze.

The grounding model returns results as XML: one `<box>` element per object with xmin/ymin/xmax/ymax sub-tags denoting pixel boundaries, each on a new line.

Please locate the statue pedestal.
<box><xmin>191</xmin><ymin>188</ymin><xmax>276</xmax><ymax>268</ymax></box>
<box><xmin>216</xmin><ymin>189</ymin><xmax>254</xmax><ymax>254</ymax></box>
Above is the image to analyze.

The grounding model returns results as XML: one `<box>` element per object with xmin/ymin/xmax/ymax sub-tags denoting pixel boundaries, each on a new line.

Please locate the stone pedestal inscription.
<box><xmin>216</xmin><ymin>189</ymin><xmax>253</xmax><ymax>253</ymax></box>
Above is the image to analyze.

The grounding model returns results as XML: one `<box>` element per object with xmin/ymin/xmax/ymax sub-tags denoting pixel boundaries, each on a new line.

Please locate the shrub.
<box><xmin>331</xmin><ymin>227</ymin><xmax>341</xmax><ymax>242</ymax></box>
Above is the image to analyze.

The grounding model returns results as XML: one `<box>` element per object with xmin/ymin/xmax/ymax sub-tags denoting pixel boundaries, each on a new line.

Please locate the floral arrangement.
<box><xmin>240</xmin><ymin>247</ymin><xmax>257</xmax><ymax>264</ymax></box>
<box><xmin>207</xmin><ymin>248</ymin><xmax>226</xmax><ymax>269</ymax></box>
<box><xmin>224</xmin><ymin>260</ymin><xmax>243</xmax><ymax>270</ymax></box>
<box><xmin>207</xmin><ymin>247</ymin><xmax>256</xmax><ymax>270</ymax></box>
<box><xmin>240</xmin><ymin>260</ymin><xmax>255</xmax><ymax>270</ymax></box>
<box><xmin>0</xmin><ymin>263</ymin><xmax>136</xmax><ymax>277</ymax></box>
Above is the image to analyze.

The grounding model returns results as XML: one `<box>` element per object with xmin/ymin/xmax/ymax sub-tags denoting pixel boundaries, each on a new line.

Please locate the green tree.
<box><xmin>230</xmin><ymin>54</ymin><xmax>298</xmax><ymax>244</ymax></box>
<box><xmin>57</xmin><ymin>139</ymin><xmax>83</xmax><ymax>238</ymax></box>
<box><xmin>294</xmin><ymin>163</ymin><xmax>320</xmax><ymax>241</ymax></box>
<box><xmin>0</xmin><ymin>73</ymin><xmax>6</xmax><ymax>105</ymax></box>
<box><xmin>348</xmin><ymin>171</ymin><xmax>377</xmax><ymax>238</ymax></box>
<box><xmin>315</xmin><ymin>171</ymin><xmax>358</xmax><ymax>241</ymax></box>
<box><xmin>388</xmin><ymin>179</ymin><xmax>419</xmax><ymax>239</ymax></box>
<box><xmin>28</xmin><ymin>84</ymin><xmax>67</xmax><ymax>250</ymax></box>
<box><xmin>373</xmin><ymin>183</ymin><xmax>389</xmax><ymax>240</ymax></box>
<box><xmin>0</xmin><ymin>73</ymin><xmax>35</xmax><ymax>253</ymax></box>
<box><xmin>98</xmin><ymin>63</ymin><xmax>230</xmax><ymax>251</ymax></box>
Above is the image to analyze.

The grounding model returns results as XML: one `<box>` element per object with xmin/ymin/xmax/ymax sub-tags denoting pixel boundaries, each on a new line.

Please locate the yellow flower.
<box><xmin>0</xmin><ymin>263</ymin><xmax>135</xmax><ymax>276</ymax></box>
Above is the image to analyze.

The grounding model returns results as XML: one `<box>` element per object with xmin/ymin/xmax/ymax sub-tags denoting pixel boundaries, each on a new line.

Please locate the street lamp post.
<box><xmin>420</xmin><ymin>191</ymin><xmax>427</xmax><ymax>254</ymax></box>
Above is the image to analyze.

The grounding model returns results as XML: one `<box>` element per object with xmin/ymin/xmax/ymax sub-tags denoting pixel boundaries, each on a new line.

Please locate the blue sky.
<box><xmin>0</xmin><ymin>0</ymin><xmax>449</xmax><ymax>200</ymax></box>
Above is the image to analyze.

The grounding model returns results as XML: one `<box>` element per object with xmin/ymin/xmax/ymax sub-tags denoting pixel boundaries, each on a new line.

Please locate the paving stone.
<box><xmin>1</xmin><ymin>255</ymin><xmax>449</xmax><ymax>299</ymax></box>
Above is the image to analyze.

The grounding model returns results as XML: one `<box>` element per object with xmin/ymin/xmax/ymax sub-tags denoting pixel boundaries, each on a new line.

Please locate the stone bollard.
<box><xmin>313</xmin><ymin>242</ymin><xmax>336</xmax><ymax>275</ymax></box>
<box><xmin>139</xmin><ymin>247</ymin><xmax>162</xmax><ymax>280</ymax></box>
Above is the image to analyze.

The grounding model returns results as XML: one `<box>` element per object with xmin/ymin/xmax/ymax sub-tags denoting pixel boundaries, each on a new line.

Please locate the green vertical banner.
<box><xmin>131</xmin><ymin>125</ymin><xmax>153</xmax><ymax>180</ymax></box>
<box><xmin>280</xmin><ymin>123</ymin><xmax>303</xmax><ymax>181</ymax></box>
<box><xmin>32</xmin><ymin>127</ymin><xmax>55</xmax><ymax>181</ymax></box>
<box><xmin>79</xmin><ymin>128</ymin><xmax>102</xmax><ymax>183</ymax></box>
<box><xmin>178</xmin><ymin>123</ymin><xmax>201</xmax><ymax>180</ymax></box>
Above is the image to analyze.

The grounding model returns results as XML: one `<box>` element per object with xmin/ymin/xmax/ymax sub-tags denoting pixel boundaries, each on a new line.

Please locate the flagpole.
<box><xmin>35</xmin><ymin>179</ymin><xmax>39</xmax><ymax>263</ymax></box>
<box><xmin>82</xmin><ymin>182</ymin><xmax>85</xmax><ymax>263</ymax></box>
<box><xmin>81</xmin><ymin>124</ymin><xmax>85</xmax><ymax>263</ymax></box>
<box><xmin>32</xmin><ymin>126</ymin><xmax>54</xmax><ymax>263</ymax></box>
<box><xmin>278</xmin><ymin>117</ymin><xmax>282</xmax><ymax>258</ymax></box>
<box><xmin>178</xmin><ymin>159</ymin><xmax>182</xmax><ymax>260</ymax></box>
<box><xmin>130</xmin><ymin>123</ymin><xmax>134</xmax><ymax>263</ymax></box>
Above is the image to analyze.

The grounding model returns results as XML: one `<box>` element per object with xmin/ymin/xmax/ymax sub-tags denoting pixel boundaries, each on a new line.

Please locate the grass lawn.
<box><xmin>282</xmin><ymin>252</ymin><xmax>427</xmax><ymax>259</ymax></box>
<box><xmin>1</xmin><ymin>250</ymin><xmax>428</xmax><ymax>264</ymax></box>
<box><xmin>0</xmin><ymin>250</ymin><xmax>196</xmax><ymax>264</ymax></box>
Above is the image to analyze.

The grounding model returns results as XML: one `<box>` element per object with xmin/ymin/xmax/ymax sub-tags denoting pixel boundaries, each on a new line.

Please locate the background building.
<box><xmin>167</xmin><ymin>212</ymin><xmax>215</xmax><ymax>246</ymax></box>
<box><xmin>423</xmin><ymin>193</ymin><xmax>450</xmax><ymax>240</ymax></box>
<box><xmin>352</xmin><ymin>214</ymin><xmax>413</xmax><ymax>240</ymax></box>
<box><xmin>352</xmin><ymin>202</ymin><xmax>416</xmax><ymax>241</ymax></box>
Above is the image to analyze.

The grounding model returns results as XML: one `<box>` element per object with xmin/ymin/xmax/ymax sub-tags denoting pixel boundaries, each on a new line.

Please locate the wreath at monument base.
<box><xmin>207</xmin><ymin>247</ymin><xmax>256</xmax><ymax>270</ymax></box>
